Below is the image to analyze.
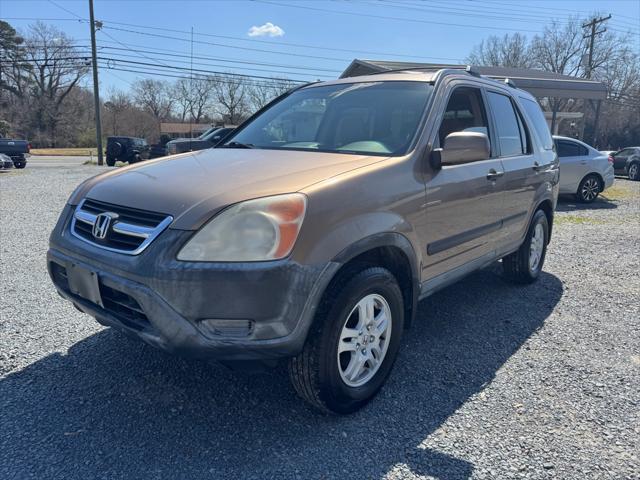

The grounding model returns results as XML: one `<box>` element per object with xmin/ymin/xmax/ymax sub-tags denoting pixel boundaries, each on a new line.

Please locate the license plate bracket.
<box><xmin>67</xmin><ymin>263</ymin><xmax>103</xmax><ymax>307</ymax></box>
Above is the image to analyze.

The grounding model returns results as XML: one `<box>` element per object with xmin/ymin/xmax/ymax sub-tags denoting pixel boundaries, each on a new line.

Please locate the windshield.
<box><xmin>222</xmin><ymin>81</ymin><xmax>433</xmax><ymax>156</ymax></box>
<box><xmin>198</xmin><ymin>127</ymin><xmax>218</xmax><ymax>140</ymax></box>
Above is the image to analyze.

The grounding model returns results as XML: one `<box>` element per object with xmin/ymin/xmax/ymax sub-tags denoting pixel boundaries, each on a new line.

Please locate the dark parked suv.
<box><xmin>106</xmin><ymin>136</ymin><xmax>150</xmax><ymax>166</ymax></box>
<box><xmin>48</xmin><ymin>67</ymin><xmax>559</xmax><ymax>413</ymax></box>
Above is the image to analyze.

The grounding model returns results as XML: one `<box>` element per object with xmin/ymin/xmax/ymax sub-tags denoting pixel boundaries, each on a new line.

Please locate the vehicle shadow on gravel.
<box><xmin>556</xmin><ymin>195</ymin><xmax>618</xmax><ymax>211</ymax></box>
<box><xmin>1</xmin><ymin>265</ymin><xmax>563</xmax><ymax>479</ymax></box>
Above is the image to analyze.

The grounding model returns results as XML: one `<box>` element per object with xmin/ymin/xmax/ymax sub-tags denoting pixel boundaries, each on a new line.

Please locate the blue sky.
<box><xmin>2</xmin><ymin>0</ymin><xmax>639</xmax><ymax>91</ymax></box>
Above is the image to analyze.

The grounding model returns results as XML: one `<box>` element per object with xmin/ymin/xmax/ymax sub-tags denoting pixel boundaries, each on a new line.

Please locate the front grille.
<box><xmin>71</xmin><ymin>198</ymin><xmax>173</xmax><ymax>254</ymax></box>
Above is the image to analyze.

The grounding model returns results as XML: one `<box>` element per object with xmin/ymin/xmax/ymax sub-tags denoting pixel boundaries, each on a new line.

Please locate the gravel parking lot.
<box><xmin>1</xmin><ymin>158</ymin><xmax>639</xmax><ymax>479</ymax></box>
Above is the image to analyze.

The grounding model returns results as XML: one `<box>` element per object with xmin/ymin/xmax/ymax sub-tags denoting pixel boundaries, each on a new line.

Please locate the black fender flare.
<box><xmin>331</xmin><ymin>232</ymin><xmax>421</xmax><ymax>328</ymax></box>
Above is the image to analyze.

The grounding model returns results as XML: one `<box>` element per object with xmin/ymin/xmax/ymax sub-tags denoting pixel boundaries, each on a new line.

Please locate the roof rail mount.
<box><xmin>465</xmin><ymin>65</ymin><xmax>481</xmax><ymax>77</ymax></box>
<box><xmin>504</xmin><ymin>78</ymin><xmax>517</xmax><ymax>88</ymax></box>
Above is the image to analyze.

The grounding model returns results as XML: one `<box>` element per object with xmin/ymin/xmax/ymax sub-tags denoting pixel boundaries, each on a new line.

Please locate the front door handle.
<box><xmin>486</xmin><ymin>169</ymin><xmax>504</xmax><ymax>181</ymax></box>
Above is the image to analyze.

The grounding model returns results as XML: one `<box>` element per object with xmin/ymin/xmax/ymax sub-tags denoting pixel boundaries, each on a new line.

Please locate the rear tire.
<box><xmin>288</xmin><ymin>267</ymin><xmax>404</xmax><ymax>414</ymax></box>
<box><xmin>628</xmin><ymin>162</ymin><xmax>640</xmax><ymax>181</ymax></box>
<box><xmin>106</xmin><ymin>156</ymin><xmax>116</xmax><ymax>167</ymax></box>
<box><xmin>576</xmin><ymin>174</ymin><xmax>601</xmax><ymax>203</ymax></box>
<box><xmin>13</xmin><ymin>161</ymin><xmax>26</xmax><ymax>169</ymax></box>
<box><xmin>502</xmin><ymin>209</ymin><xmax>549</xmax><ymax>284</ymax></box>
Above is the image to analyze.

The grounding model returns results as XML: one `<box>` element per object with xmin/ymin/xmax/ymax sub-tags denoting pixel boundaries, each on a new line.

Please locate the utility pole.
<box><xmin>582</xmin><ymin>14</ymin><xmax>611</xmax><ymax>79</ymax></box>
<box><xmin>582</xmin><ymin>14</ymin><xmax>611</xmax><ymax>146</ymax></box>
<box><xmin>88</xmin><ymin>0</ymin><xmax>104</xmax><ymax>165</ymax></box>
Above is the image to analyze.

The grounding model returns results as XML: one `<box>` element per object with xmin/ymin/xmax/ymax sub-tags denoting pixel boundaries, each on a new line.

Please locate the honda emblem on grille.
<box><xmin>92</xmin><ymin>212</ymin><xmax>118</xmax><ymax>240</ymax></box>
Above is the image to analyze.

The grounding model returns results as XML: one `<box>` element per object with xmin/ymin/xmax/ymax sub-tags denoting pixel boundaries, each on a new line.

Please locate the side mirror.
<box><xmin>434</xmin><ymin>131</ymin><xmax>490</xmax><ymax>167</ymax></box>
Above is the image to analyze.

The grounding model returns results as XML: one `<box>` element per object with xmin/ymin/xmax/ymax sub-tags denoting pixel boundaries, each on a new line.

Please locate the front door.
<box><xmin>423</xmin><ymin>85</ymin><xmax>505</xmax><ymax>280</ymax></box>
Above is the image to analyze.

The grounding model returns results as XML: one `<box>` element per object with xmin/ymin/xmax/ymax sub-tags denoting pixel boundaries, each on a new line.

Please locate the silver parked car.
<box><xmin>554</xmin><ymin>136</ymin><xmax>614</xmax><ymax>203</ymax></box>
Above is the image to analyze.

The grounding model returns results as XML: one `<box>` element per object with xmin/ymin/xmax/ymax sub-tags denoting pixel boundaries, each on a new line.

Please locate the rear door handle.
<box><xmin>486</xmin><ymin>169</ymin><xmax>504</xmax><ymax>180</ymax></box>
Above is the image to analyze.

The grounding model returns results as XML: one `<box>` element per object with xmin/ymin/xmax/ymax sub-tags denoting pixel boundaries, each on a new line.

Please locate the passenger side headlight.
<box><xmin>177</xmin><ymin>193</ymin><xmax>307</xmax><ymax>262</ymax></box>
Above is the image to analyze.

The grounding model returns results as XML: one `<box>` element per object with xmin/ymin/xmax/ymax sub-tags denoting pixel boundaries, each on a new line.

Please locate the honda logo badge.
<box><xmin>92</xmin><ymin>212</ymin><xmax>118</xmax><ymax>240</ymax></box>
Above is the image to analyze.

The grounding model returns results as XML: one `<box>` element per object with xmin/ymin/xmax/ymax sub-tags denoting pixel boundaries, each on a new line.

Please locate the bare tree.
<box><xmin>466</xmin><ymin>33</ymin><xmax>533</xmax><ymax>68</ymax></box>
<box><xmin>103</xmin><ymin>88</ymin><xmax>132</xmax><ymax>136</ymax></box>
<box><xmin>20</xmin><ymin>22</ymin><xmax>89</xmax><ymax>146</ymax></box>
<box><xmin>213</xmin><ymin>75</ymin><xmax>248</xmax><ymax>125</ymax></box>
<box><xmin>247</xmin><ymin>78</ymin><xmax>297</xmax><ymax>113</ymax></box>
<box><xmin>172</xmin><ymin>78</ymin><xmax>192</xmax><ymax>123</ymax></box>
<box><xmin>132</xmin><ymin>78</ymin><xmax>173</xmax><ymax>133</ymax></box>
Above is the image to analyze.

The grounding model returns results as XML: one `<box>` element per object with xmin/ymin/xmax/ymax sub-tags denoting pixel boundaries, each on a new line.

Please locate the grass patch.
<box><xmin>555</xmin><ymin>215</ymin><xmax>605</xmax><ymax>225</ymax></box>
<box><xmin>82</xmin><ymin>159</ymin><xmax>98</xmax><ymax>165</ymax></box>
<box><xmin>31</xmin><ymin>148</ymin><xmax>98</xmax><ymax>156</ymax></box>
<box><xmin>601</xmin><ymin>183</ymin><xmax>639</xmax><ymax>201</ymax></box>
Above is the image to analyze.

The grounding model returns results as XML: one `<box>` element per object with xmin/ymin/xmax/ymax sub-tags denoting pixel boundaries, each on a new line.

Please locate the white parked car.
<box><xmin>553</xmin><ymin>136</ymin><xmax>614</xmax><ymax>203</ymax></box>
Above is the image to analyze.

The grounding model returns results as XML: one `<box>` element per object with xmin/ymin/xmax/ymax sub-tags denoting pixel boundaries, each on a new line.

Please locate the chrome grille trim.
<box><xmin>70</xmin><ymin>199</ymin><xmax>173</xmax><ymax>255</ymax></box>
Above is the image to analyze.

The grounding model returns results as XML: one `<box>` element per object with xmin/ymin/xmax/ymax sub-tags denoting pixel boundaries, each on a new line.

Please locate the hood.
<box><xmin>73</xmin><ymin>148</ymin><xmax>385</xmax><ymax>230</ymax></box>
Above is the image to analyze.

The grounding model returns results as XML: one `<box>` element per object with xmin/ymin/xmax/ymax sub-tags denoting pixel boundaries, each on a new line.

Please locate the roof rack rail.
<box><xmin>364</xmin><ymin>64</ymin><xmax>480</xmax><ymax>76</ymax></box>
<box><xmin>503</xmin><ymin>77</ymin><xmax>517</xmax><ymax>88</ymax></box>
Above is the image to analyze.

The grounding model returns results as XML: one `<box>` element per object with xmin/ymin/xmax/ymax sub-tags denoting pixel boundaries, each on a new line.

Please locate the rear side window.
<box><xmin>487</xmin><ymin>91</ymin><xmax>526</xmax><ymax>156</ymax></box>
<box><xmin>520</xmin><ymin>98</ymin><xmax>553</xmax><ymax>150</ymax></box>
<box><xmin>556</xmin><ymin>140</ymin><xmax>588</xmax><ymax>157</ymax></box>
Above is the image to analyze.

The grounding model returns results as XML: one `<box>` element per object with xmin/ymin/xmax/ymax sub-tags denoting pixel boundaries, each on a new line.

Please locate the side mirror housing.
<box><xmin>440</xmin><ymin>131</ymin><xmax>490</xmax><ymax>166</ymax></box>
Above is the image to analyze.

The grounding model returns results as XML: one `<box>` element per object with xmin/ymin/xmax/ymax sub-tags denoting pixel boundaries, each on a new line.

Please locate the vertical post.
<box><xmin>582</xmin><ymin>14</ymin><xmax>611</xmax><ymax>144</ymax></box>
<box><xmin>89</xmin><ymin>0</ymin><xmax>104</xmax><ymax>165</ymax></box>
<box><xmin>188</xmin><ymin>27</ymin><xmax>194</xmax><ymax>151</ymax></box>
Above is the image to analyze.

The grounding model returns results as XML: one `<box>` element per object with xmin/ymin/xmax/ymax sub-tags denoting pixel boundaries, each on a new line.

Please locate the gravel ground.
<box><xmin>1</xmin><ymin>161</ymin><xmax>639</xmax><ymax>480</ymax></box>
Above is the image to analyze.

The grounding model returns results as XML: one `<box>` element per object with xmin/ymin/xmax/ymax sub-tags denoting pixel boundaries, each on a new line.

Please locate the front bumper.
<box><xmin>48</xmin><ymin>205</ymin><xmax>338</xmax><ymax>360</ymax></box>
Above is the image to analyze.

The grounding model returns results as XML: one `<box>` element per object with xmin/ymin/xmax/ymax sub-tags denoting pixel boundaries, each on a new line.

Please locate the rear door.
<box><xmin>423</xmin><ymin>84</ymin><xmax>506</xmax><ymax>279</ymax></box>
<box><xmin>555</xmin><ymin>139</ymin><xmax>590</xmax><ymax>192</ymax></box>
<box><xmin>485</xmin><ymin>90</ymin><xmax>540</xmax><ymax>242</ymax></box>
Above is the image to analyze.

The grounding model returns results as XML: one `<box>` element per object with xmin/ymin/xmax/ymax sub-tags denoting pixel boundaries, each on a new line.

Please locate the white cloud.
<box><xmin>248</xmin><ymin>22</ymin><xmax>285</xmax><ymax>37</ymax></box>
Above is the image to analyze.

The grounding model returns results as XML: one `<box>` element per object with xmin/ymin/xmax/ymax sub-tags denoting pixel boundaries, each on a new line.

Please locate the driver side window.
<box><xmin>438</xmin><ymin>87</ymin><xmax>490</xmax><ymax>149</ymax></box>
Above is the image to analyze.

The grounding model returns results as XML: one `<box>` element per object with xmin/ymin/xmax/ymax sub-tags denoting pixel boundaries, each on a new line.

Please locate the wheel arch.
<box><xmin>326</xmin><ymin>233</ymin><xmax>420</xmax><ymax>329</ymax></box>
<box><xmin>534</xmin><ymin>198</ymin><xmax>554</xmax><ymax>243</ymax></box>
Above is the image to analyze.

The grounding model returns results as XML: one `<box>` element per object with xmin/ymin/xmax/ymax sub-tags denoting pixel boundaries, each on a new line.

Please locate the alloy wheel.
<box><xmin>580</xmin><ymin>178</ymin><xmax>599</xmax><ymax>202</ymax></box>
<box><xmin>529</xmin><ymin>222</ymin><xmax>544</xmax><ymax>272</ymax></box>
<box><xmin>337</xmin><ymin>293</ymin><xmax>392</xmax><ymax>388</ymax></box>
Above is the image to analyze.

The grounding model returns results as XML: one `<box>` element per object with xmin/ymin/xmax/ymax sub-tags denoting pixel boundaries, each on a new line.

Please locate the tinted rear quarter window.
<box><xmin>520</xmin><ymin>98</ymin><xmax>553</xmax><ymax>150</ymax></box>
<box><xmin>556</xmin><ymin>140</ymin><xmax>588</xmax><ymax>157</ymax></box>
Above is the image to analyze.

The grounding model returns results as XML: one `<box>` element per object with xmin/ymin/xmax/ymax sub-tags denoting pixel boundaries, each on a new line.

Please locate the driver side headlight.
<box><xmin>177</xmin><ymin>193</ymin><xmax>307</xmax><ymax>262</ymax></box>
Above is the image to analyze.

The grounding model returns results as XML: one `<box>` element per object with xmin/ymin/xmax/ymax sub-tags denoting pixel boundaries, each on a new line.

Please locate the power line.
<box><xmin>256</xmin><ymin>0</ymin><xmax>542</xmax><ymax>33</ymax></box>
<box><xmin>95</xmin><ymin>44</ymin><xmax>342</xmax><ymax>73</ymax></box>
<box><xmin>98</xmin><ymin>19</ymin><xmax>464</xmax><ymax>62</ymax></box>
<box><xmin>97</xmin><ymin>51</ymin><xmax>335</xmax><ymax>79</ymax></box>
<box><xmin>99</xmin><ymin>65</ymin><xmax>306</xmax><ymax>89</ymax></box>
<box><xmin>96</xmin><ymin>56</ymin><xmax>311</xmax><ymax>83</ymax></box>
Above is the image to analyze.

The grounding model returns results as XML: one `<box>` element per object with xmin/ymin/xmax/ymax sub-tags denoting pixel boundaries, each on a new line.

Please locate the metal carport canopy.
<box><xmin>340</xmin><ymin>60</ymin><xmax>608</xmax><ymax>100</ymax></box>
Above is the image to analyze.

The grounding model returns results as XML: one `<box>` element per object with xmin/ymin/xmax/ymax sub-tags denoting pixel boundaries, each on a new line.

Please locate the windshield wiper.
<box><xmin>220</xmin><ymin>141</ymin><xmax>254</xmax><ymax>149</ymax></box>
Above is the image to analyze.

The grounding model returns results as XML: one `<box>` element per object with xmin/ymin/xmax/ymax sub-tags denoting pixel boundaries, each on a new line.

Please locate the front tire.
<box><xmin>289</xmin><ymin>267</ymin><xmax>404</xmax><ymax>414</ymax></box>
<box><xmin>576</xmin><ymin>174</ymin><xmax>601</xmax><ymax>203</ymax></box>
<box><xmin>502</xmin><ymin>209</ymin><xmax>549</xmax><ymax>284</ymax></box>
<box><xmin>628</xmin><ymin>162</ymin><xmax>640</xmax><ymax>181</ymax></box>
